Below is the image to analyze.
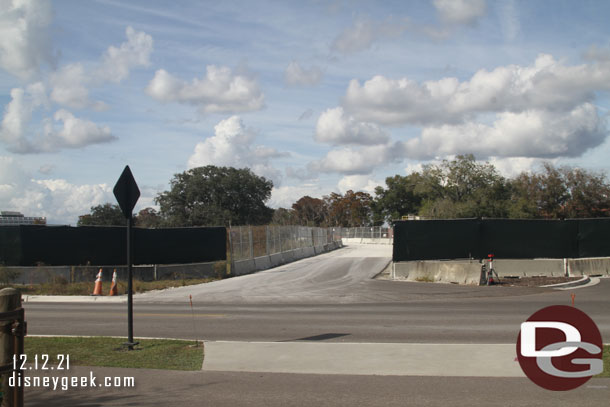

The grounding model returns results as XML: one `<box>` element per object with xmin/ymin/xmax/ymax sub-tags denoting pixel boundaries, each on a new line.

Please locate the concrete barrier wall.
<box><xmin>393</xmin><ymin>256</ymin><xmax>610</xmax><ymax>284</ymax></box>
<box><xmin>342</xmin><ymin>238</ymin><xmax>393</xmax><ymax>245</ymax></box>
<box><xmin>568</xmin><ymin>258</ymin><xmax>610</xmax><ymax>276</ymax></box>
<box><xmin>232</xmin><ymin>240</ymin><xmax>343</xmax><ymax>276</ymax></box>
<box><xmin>393</xmin><ymin>261</ymin><xmax>481</xmax><ymax>285</ymax></box>
<box><xmin>492</xmin><ymin>259</ymin><xmax>565</xmax><ymax>277</ymax></box>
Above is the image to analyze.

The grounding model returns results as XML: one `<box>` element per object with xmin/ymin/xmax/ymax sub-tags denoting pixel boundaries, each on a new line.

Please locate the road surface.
<box><xmin>22</xmin><ymin>244</ymin><xmax>610</xmax><ymax>406</ymax></box>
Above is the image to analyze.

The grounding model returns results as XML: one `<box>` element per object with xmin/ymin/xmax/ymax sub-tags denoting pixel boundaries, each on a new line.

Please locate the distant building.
<box><xmin>0</xmin><ymin>211</ymin><xmax>47</xmax><ymax>225</ymax></box>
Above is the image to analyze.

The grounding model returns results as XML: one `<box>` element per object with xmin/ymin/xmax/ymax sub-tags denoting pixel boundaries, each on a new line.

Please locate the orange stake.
<box><xmin>571</xmin><ymin>293</ymin><xmax>575</xmax><ymax>307</ymax></box>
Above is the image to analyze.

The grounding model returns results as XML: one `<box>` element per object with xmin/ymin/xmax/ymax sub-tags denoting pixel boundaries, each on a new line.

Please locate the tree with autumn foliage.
<box><xmin>509</xmin><ymin>163</ymin><xmax>610</xmax><ymax>219</ymax></box>
<box><xmin>325</xmin><ymin>190</ymin><xmax>376</xmax><ymax>227</ymax></box>
<box><xmin>135</xmin><ymin>207</ymin><xmax>163</xmax><ymax>228</ymax></box>
<box><xmin>291</xmin><ymin>196</ymin><xmax>327</xmax><ymax>226</ymax></box>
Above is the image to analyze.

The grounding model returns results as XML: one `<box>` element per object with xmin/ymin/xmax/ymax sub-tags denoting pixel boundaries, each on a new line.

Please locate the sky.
<box><xmin>2</xmin><ymin>0</ymin><xmax>610</xmax><ymax>225</ymax></box>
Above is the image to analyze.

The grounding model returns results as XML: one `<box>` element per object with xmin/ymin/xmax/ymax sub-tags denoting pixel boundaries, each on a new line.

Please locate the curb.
<box><xmin>540</xmin><ymin>275</ymin><xmax>591</xmax><ymax>289</ymax></box>
<box><xmin>23</xmin><ymin>295</ymin><xmax>128</xmax><ymax>303</ymax></box>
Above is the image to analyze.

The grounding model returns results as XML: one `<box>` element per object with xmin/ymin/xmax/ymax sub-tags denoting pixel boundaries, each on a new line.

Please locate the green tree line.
<box><xmin>78</xmin><ymin>157</ymin><xmax>610</xmax><ymax>228</ymax></box>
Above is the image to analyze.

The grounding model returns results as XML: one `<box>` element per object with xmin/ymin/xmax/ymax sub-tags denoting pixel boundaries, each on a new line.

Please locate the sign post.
<box><xmin>113</xmin><ymin>165</ymin><xmax>140</xmax><ymax>350</ymax></box>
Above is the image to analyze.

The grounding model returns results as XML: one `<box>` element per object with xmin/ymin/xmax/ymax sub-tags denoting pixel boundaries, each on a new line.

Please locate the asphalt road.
<box><xmin>23</xmin><ymin>245</ymin><xmax>610</xmax><ymax>343</ymax></box>
<box><xmin>22</xmin><ymin>244</ymin><xmax>610</xmax><ymax>406</ymax></box>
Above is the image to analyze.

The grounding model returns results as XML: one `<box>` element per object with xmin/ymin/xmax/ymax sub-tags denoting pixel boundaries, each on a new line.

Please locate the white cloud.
<box><xmin>487</xmin><ymin>156</ymin><xmax>546</xmax><ymax>178</ymax></box>
<box><xmin>404</xmin><ymin>162</ymin><xmax>425</xmax><ymax>175</ymax></box>
<box><xmin>188</xmin><ymin>116</ymin><xmax>287</xmax><ymax>185</ymax></box>
<box><xmin>343</xmin><ymin>54</ymin><xmax>610</xmax><ymax>126</ymax></box>
<box><xmin>146</xmin><ymin>66</ymin><xmax>265</xmax><ymax>114</ymax></box>
<box><xmin>49</xmin><ymin>63</ymin><xmax>107</xmax><ymax>111</ymax></box>
<box><xmin>309</xmin><ymin>144</ymin><xmax>400</xmax><ymax>175</ymax></box>
<box><xmin>49</xmin><ymin>26</ymin><xmax>151</xmax><ymax>110</ymax></box>
<box><xmin>403</xmin><ymin>104</ymin><xmax>606</xmax><ymax>159</ymax></box>
<box><xmin>315</xmin><ymin>107</ymin><xmax>389</xmax><ymax>145</ymax></box>
<box><xmin>337</xmin><ymin>175</ymin><xmax>381</xmax><ymax>194</ymax></box>
<box><xmin>0</xmin><ymin>0</ymin><xmax>54</xmax><ymax>80</ymax></box>
<box><xmin>344</xmin><ymin>75</ymin><xmax>461</xmax><ymax>126</ymax></box>
<box><xmin>95</xmin><ymin>26</ymin><xmax>153</xmax><ymax>83</ymax></box>
<box><xmin>331</xmin><ymin>18</ymin><xmax>408</xmax><ymax>54</ymax></box>
<box><xmin>0</xmin><ymin>83</ymin><xmax>48</xmax><ymax>153</ymax></box>
<box><xmin>0</xmin><ymin>87</ymin><xmax>115</xmax><ymax>153</ymax></box>
<box><xmin>433</xmin><ymin>0</ymin><xmax>487</xmax><ymax>25</ymax></box>
<box><xmin>0</xmin><ymin>156</ymin><xmax>114</xmax><ymax>225</ymax></box>
<box><xmin>50</xmin><ymin>109</ymin><xmax>115</xmax><ymax>149</ymax></box>
<box><xmin>284</xmin><ymin>61</ymin><xmax>323</xmax><ymax>86</ymax></box>
<box><xmin>0</xmin><ymin>26</ymin><xmax>150</xmax><ymax>153</ymax></box>
<box><xmin>0</xmin><ymin>88</ymin><xmax>32</xmax><ymax>152</ymax></box>
<box><xmin>269</xmin><ymin>184</ymin><xmax>329</xmax><ymax>208</ymax></box>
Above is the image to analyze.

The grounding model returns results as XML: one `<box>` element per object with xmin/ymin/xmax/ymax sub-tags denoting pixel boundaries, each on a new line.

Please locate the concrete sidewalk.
<box><xmin>202</xmin><ymin>341</ymin><xmax>524</xmax><ymax>377</ymax></box>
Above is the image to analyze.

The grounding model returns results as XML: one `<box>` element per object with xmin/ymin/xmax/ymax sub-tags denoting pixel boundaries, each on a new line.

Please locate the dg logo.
<box><xmin>516</xmin><ymin>305</ymin><xmax>604</xmax><ymax>391</ymax></box>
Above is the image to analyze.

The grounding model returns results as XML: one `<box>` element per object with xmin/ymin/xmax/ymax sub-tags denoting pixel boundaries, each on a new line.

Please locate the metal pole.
<box><xmin>227</xmin><ymin>226</ymin><xmax>234</xmax><ymax>275</ymax></box>
<box><xmin>126</xmin><ymin>216</ymin><xmax>136</xmax><ymax>350</ymax></box>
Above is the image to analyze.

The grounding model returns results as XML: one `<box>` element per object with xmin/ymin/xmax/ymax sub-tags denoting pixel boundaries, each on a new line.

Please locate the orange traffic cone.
<box><xmin>109</xmin><ymin>269</ymin><xmax>118</xmax><ymax>296</ymax></box>
<box><xmin>92</xmin><ymin>269</ymin><xmax>103</xmax><ymax>296</ymax></box>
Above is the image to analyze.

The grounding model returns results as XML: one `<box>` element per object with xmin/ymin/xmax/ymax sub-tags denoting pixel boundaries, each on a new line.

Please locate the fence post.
<box><xmin>227</xmin><ymin>226</ymin><xmax>234</xmax><ymax>275</ymax></box>
<box><xmin>248</xmin><ymin>226</ymin><xmax>254</xmax><ymax>259</ymax></box>
<box><xmin>0</xmin><ymin>288</ymin><xmax>24</xmax><ymax>407</ymax></box>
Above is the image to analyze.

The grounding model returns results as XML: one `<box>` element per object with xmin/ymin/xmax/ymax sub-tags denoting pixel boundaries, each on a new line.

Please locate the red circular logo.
<box><xmin>516</xmin><ymin>305</ymin><xmax>603</xmax><ymax>391</ymax></box>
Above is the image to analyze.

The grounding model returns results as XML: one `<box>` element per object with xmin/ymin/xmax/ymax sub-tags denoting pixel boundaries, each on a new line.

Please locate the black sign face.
<box><xmin>113</xmin><ymin>166</ymin><xmax>140</xmax><ymax>219</ymax></box>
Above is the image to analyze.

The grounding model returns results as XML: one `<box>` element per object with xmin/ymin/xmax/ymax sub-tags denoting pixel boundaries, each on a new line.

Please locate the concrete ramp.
<box><xmin>135</xmin><ymin>244</ymin><xmax>392</xmax><ymax>304</ymax></box>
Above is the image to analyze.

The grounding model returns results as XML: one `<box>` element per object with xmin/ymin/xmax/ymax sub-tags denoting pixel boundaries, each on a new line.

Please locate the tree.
<box><xmin>562</xmin><ymin>167</ymin><xmax>610</xmax><ymax>218</ymax></box>
<box><xmin>156</xmin><ymin>166</ymin><xmax>274</xmax><ymax>226</ymax></box>
<box><xmin>291</xmin><ymin>196</ymin><xmax>327</xmax><ymax>226</ymax></box>
<box><xmin>271</xmin><ymin>208</ymin><xmax>295</xmax><ymax>225</ymax></box>
<box><xmin>325</xmin><ymin>190</ymin><xmax>375</xmax><ymax>227</ymax></box>
<box><xmin>510</xmin><ymin>163</ymin><xmax>610</xmax><ymax>219</ymax></box>
<box><xmin>135</xmin><ymin>207</ymin><xmax>163</xmax><ymax>228</ymax></box>
<box><xmin>373</xmin><ymin>173</ymin><xmax>424</xmax><ymax>223</ymax></box>
<box><xmin>418</xmin><ymin>155</ymin><xmax>510</xmax><ymax>219</ymax></box>
<box><xmin>77</xmin><ymin>203</ymin><xmax>126</xmax><ymax>226</ymax></box>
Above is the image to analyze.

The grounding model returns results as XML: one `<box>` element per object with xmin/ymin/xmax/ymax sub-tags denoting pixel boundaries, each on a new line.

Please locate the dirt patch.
<box><xmin>493</xmin><ymin>276</ymin><xmax>583</xmax><ymax>287</ymax></box>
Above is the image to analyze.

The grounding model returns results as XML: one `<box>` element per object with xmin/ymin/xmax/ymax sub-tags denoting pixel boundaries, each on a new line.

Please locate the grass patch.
<box><xmin>25</xmin><ymin>336</ymin><xmax>203</xmax><ymax>371</ymax></box>
<box><xmin>12</xmin><ymin>278</ymin><xmax>217</xmax><ymax>296</ymax></box>
<box><xmin>596</xmin><ymin>345</ymin><xmax>610</xmax><ymax>378</ymax></box>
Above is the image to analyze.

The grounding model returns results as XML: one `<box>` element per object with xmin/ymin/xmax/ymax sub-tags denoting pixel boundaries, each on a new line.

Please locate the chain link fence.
<box><xmin>228</xmin><ymin>226</ymin><xmax>341</xmax><ymax>261</ymax></box>
<box><xmin>335</xmin><ymin>226</ymin><xmax>393</xmax><ymax>239</ymax></box>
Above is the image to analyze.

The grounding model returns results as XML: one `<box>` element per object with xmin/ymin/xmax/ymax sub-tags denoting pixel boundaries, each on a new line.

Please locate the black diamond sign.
<box><xmin>113</xmin><ymin>165</ymin><xmax>140</xmax><ymax>219</ymax></box>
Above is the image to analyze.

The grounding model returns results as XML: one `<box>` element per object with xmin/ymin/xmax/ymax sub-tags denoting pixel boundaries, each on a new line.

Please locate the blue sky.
<box><xmin>2</xmin><ymin>0</ymin><xmax>610</xmax><ymax>224</ymax></box>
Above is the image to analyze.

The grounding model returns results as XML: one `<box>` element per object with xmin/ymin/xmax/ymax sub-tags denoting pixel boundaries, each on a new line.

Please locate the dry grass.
<box><xmin>12</xmin><ymin>278</ymin><xmax>217</xmax><ymax>296</ymax></box>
